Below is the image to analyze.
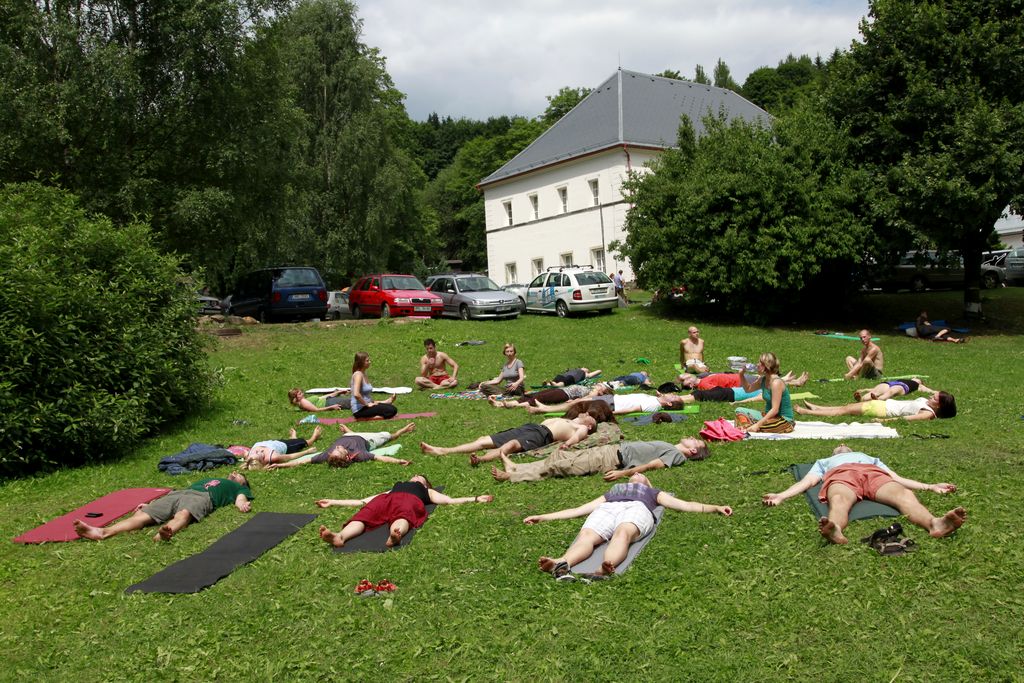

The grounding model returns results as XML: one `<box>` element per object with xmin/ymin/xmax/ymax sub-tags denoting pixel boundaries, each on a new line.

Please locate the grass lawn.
<box><xmin>2</xmin><ymin>288</ymin><xmax>1022</xmax><ymax>681</ymax></box>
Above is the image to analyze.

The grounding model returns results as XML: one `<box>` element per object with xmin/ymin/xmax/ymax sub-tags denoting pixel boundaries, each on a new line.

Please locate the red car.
<box><xmin>348</xmin><ymin>274</ymin><xmax>444</xmax><ymax>319</ymax></box>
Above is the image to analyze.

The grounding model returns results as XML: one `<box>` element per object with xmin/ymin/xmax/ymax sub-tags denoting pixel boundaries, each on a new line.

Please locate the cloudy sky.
<box><xmin>358</xmin><ymin>0</ymin><xmax>871</xmax><ymax>121</ymax></box>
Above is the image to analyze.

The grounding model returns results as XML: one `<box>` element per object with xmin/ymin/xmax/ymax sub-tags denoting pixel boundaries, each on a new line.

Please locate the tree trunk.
<box><xmin>961</xmin><ymin>230</ymin><xmax>986</xmax><ymax>320</ymax></box>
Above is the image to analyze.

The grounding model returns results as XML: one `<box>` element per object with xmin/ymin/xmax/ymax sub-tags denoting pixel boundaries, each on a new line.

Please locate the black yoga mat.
<box><xmin>789</xmin><ymin>463</ymin><xmax>899</xmax><ymax>521</ymax></box>
<box><xmin>126</xmin><ymin>512</ymin><xmax>317</xmax><ymax>594</ymax></box>
<box><xmin>333</xmin><ymin>488</ymin><xmax>441</xmax><ymax>554</ymax></box>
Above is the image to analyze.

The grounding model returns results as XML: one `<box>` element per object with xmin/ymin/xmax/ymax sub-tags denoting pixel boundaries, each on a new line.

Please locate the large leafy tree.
<box><xmin>826</xmin><ymin>0</ymin><xmax>1024</xmax><ymax>317</ymax></box>
<box><xmin>616</xmin><ymin>105</ymin><xmax>870</xmax><ymax>321</ymax></box>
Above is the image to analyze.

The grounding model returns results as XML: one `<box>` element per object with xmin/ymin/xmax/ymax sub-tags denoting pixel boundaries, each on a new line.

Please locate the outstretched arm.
<box><xmin>879</xmin><ymin>410</ymin><xmax>936</xmax><ymax>423</ymax></box>
<box><xmin>427</xmin><ymin>490</ymin><xmax>494</xmax><ymax>505</ymax></box>
<box><xmin>762</xmin><ymin>471</ymin><xmax>823</xmax><ymax>506</ymax></box>
<box><xmin>889</xmin><ymin>473</ymin><xmax>956</xmax><ymax>494</ymax></box>
<box><xmin>298</xmin><ymin>397</ymin><xmax>340</xmax><ymax>412</ymax></box>
<box><xmin>315</xmin><ymin>493</ymin><xmax>381</xmax><ymax>508</ymax></box>
<box><xmin>267</xmin><ymin>458</ymin><xmax>314</xmax><ymax>470</ymax></box>
<box><xmin>372</xmin><ymin>454</ymin><xmax>411</xmax><ymax>466</ymax></box>
<box><xmin>585</xmin><ymin>369</ymin><xmax>602</xmax><ymax>379</ymax></box>
<box><xmin>657</xmin><ymin>491</ymin><xmax>732</xmax><ymax>516</ymax></box>
<box><xmin>234</xmin><ymin>494</ymin><xmax>252</xmax><ymax>513</ymax></box>
<box><xmin>603</xmin><ymin>458</ymin><xmax>666</xmax><ymax>482</ymax></box>
<box><xmin>523</xmin><ymin>496</ymin><xmax>605</xmax><ymax>524</ymax></box>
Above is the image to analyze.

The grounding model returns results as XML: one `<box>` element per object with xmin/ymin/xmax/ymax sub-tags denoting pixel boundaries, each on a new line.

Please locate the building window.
<box><xmin>505</xmin><ymin>262</ymin><xmax>518</xmax><ymax>283</ymax></box>
<box><xmin>502</xmin><ymin>200</ymin><xmax>512</xmax><ymax>226</ymax></box>
<box><xmin>532</xmin><ymin>258</ymin><xmax>544</xmax><ymax>276</ymax></box>
<box><xmin>560</xmin><ymin>252</ymin><xmax>573</xmax><ymax>267</ymax></box>
<box><xmin>591</xmin><ymin>248</ymin><xmax>605</xmax><ymax>272</ymax></box>
<box><xmin>588</xmin><ymin>179</ymin><xmax>599</xmax><ymax>206</ymax></box>
<box><xmin>529</xmin><ymin>194</ymin><xmax>538</xmax><ymax>220</ymax></box>
<box><xmin>557</xmin><ymin>186</ymin><xmax>568</xmax><ymax>213</ymax></box>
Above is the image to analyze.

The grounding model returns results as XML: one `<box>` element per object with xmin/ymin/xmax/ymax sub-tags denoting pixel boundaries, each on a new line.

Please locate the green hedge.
<box><xmin>0</xmin><ymin>183</ymin><xmax>216</xmax><ymax>477</ymax></box>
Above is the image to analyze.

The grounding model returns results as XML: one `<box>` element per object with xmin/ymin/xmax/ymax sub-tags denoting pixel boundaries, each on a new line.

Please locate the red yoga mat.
<box><xmin>316</xmin><ymin>412</ymin><xmax>437</xmax><ymax>425</ymax></box>
<box><xmin>12</xmin><ymin>487</ymin><xmax>172</xmax><ymax>544</ymax></box>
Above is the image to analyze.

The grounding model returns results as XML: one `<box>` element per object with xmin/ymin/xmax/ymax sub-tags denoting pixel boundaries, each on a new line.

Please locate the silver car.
<box><xmin>425</xmin><ymin>274</ymin><xmax>520</xmax><ymax>320</ymax></box>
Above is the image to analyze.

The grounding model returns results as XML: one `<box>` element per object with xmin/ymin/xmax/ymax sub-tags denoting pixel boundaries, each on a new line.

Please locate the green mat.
<box><xmin>544</xmin><ymin>405</ymin><xmax>699</xmax><ymax>418</ymax></box>
<box><xmin>817</xmin><ymin>333</ymin><xmax>880</xmax><ymax>341</ymax></box>
<box><xmin>789</xmin><ymin>463</ymin><xmax>899</xmax><ymax>521</ymax></box>
<box><xmin>881</xmin><ymin>375</ymin><xmax>929</xmax><ymax>380</ymax></box>
<box><xmin>289</xmin><ymin>443</ymin><xmax>401</xmax><ymax>465</ymax></box>
<box><xmin>788</xmin><ymin>392</ymin><xmax>819</xmax><ymax>401</ymax></box>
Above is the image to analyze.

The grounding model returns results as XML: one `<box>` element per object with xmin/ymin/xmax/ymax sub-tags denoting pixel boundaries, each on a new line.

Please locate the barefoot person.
<box><xmin>853</xmin><ymin>378</ymin><xmax>933</xmax><ymax>402</ymax></box>
<box><xmin>351</xmin><ymin>351</ymin><xmax>397</xmax><ymax>419</ymax></box>
<box><xmin>267</xmin><ymin>422</ymin><xmax>417</xmax><ymax>469</ymax></box>
<box><xmin>524</xmin><ymin>474</ymin><xmax>732</xmax><ymax>580</ymax></box>
<box><xmin>414</xmin><ymin>338</ymin><xmax>459</xmax><ymax>390</ymax></box>
<box><xmin>317</xmin><ymin>475</ymin><xmax>492</xmax><ymax>548</ymax></box>
<box><xmin>528</xmin><ymin>386</ymin><xmax>687</xmax><ymax>416</ymax></box>
<box><xmin>419</xmin><ymin>414</ymin><xmax>597</xmax><ymax>466</ymax></box>
<box><xmin>543</xmin><ymin>367</ymin><xmax>602</xmax><ymax>387</ymax></box>
<box><xmin>762</xmin><ymin>445</ymin><xmax>965</xmax><ymax>544</ymax></box>
<box><xmin>491</xmin><ymin>438</ymin><xmax>709</xmax><ymax>483</ymax></box>
<box><xmin>679</xmin><ymin>326</ymin><xmax>709</xmax><ymax>373</ymax></box>
<box><xmin>74</xmin><ymin>472</ymin><xmax>253</xmax><ymax>542</ymax></box>
<box><xmin>678</xmin><ymin>370</ymin><xmax>809</xmax><ymax>390</ymax></box>
<box><xmin>288</xmin><ymin>387</ymin><xmax>348</xmax><ymax>412</ymax></box>
<box><xmin>736</xmin><ymin>352</ymin><xmax>795</xmax><ymax>433</ymax></box>
<box><xmin>795</xmin><ymin>388</ymin><xmax>956</xmax><ymax>422</ymax></box>
<box><xmin>844</xmin><ymin>329</ymin><xmax>884</xmax><ymax>380</ymax></box>
<box><xmin>915</xmin><ymin>310</ymin><xmax>964</xmax><ymax>343</ymax></box>
<box><xmin>241</xmin><ymin>425</ymin><xmax>324</xmax><ymax>469</ymax></box>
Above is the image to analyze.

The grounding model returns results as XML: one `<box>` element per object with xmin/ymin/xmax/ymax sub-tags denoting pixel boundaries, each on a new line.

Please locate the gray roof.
<box><xmin>478</xmin><ymin>69</ymin><xmax>771</xmax><ymax>187</ymax></box>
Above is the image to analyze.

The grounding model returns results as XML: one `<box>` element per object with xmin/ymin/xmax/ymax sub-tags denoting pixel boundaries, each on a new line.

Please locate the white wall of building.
<box><xmin>482</xmin><ymin>147</ymin><xmax>660</xmax><ymax>285</ymax></box>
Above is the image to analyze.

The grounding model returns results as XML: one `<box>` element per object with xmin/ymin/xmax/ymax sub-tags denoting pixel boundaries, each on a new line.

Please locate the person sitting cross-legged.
<box><xmin>762</xmin><ymin>444</ymin><xmax>966</xmax><ymax>545</ymax></box>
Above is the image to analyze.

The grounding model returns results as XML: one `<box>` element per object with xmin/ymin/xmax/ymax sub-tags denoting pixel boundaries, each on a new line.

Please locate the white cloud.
<box><xmin>357</xmin><ymin>0</ymin><xmax>869</xmax><ymax>120</ymax></box>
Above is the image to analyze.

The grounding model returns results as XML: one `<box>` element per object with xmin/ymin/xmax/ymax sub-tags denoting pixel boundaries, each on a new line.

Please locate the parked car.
<box><xmin>502</xmin><ymin>283</ymin><xmax>528</xmax><ymax>312</ymax></box>
<box><xmin>326</xmin><ymin>290</ymin><xmax>348</xmax><ymax>320</ymax></box>
<box><xmin>196</xmin><ymin>293</ymin><xmax>222</xmax><ymax>316</ymax></box>
<box><xmin>348</xmin><ymin>274</ymin><xmax>443</xmax><ymax>319</ymax></box>
<box><xmin>227</xmin><ymin>266</ymin><xmax>329</xmax><ymax>322</ymax></box>
<box><xmin>506</xmin><ymin>266</ymin><xmax>617</xmax><ymax>317</ymax></box>
<box><xmin>871</xmin><ymin>250</ymin><xmax>1005</xmax><ymax>292</ymax></box>
<box><xmin>425</xmin><ymin>273</ymin><xmax>520</xmax><ymax>320</ymax></box>
<box><xmin>1005</xmin><ymin>247</ymin><xmax>1024</xmax><ymax>285</ymax></box>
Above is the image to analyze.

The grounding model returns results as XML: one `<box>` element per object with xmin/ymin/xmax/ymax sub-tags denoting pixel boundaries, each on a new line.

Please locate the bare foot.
<box><xmin>73</xmin><ymin>519</ymin><xmax>105</xmax><ymax>541</ymax></box>
<box><xmin>930</xmin><ymin>507</ymin><xmax>966</xmax><ymax>538</ymax></box>
<box><xmin>853</xmin><ymin>390</ymin><xmax>863</xmax><ymax>401</ymax></box>
<box><xmin>469</xmin><ymin>454</ymin><xmax>480</xmax><ymax>467</ymax></box>
<box><xmin>491</xmin><ymin>466</ymin><xmax>510</xmax><ymax>482</ymax></box>
<box><xmin>310</xmin><ymin>424</ymin><xmax>323</xmax><ymax>442</ymax></box>
<box><xmin>339</xmin><ymin>423</ymin><xmax>353</xmax><ymax>434</ymax></box>
<box><xmin>794</xmin><ymin>404</ymin><xmax>809</xmax><ymax>415</ymax></box>
<box><xmin>538</xmin><ymin>556</ymin><xmax>558</xmax><ymax>573</ymax></box>
<box><xmin>385</xmin><ymin>528</ymin><xmax>404</xmax><ymax>547</ymax></box>
<box><xmin>499</xmin><ymin>452</ymin><xmax>517</xmax><ymax>473</ymax></box>
<box><xmin>383</xmin><ymin>394</ymin><xmax>396</xmax><ymax>404</ymax></box>
<box><xmin>288</xmin><ymin>427</ymin><xmax>298</xmax><ymax>439</ymax></box>
<box><xmin>487</xmin><ymin>396</ymin><xmax>501</xmax><ymax>408</ymax></box>
<box><xmin>420</xmin><ymin>441</ymin><xmax>444</xmax><ymax>455</ymax></box>
<box><xmin>818</xmin><ymin>516</ymin><xmax>848</xmax><ymax>544</ymax></box>
<box><xmin>600</xmin><ymin>560</ymin><xmax>617</xmax><ymax>576</ymax></box>
<box><xmin>155</xmin><ymin>524</ymin><xmax>175</xmax><ymax>542</ymax></box>
<box><xmin>319</xmin><ymin>524</ymin><xmax>344</xmax><ymax>548</ymax></box>
<box><xmin>803</xmin><ymin>400</ymin><xmax>823</xmax><ymax>410</ymax></box>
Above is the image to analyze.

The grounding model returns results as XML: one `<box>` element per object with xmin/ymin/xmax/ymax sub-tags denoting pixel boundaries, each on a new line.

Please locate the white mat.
<box><xmin>737</xmin><ymin>420</ymin><xmax>899</xmax><ymax>440</ymax></box>
<box><xmin>306</xmin><ymin>386</ymin><xmax>412</xmax><ymax>395</ymax></box>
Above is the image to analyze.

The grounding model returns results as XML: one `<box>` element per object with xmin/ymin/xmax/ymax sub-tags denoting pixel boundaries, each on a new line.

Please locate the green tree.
<box><xmin>693</xmin><ymin>64</ymin><xmax>710</xmax><ymax>84</ymax></box>
<box><xmin>826</xmin><ymin>0</ymin><xmax>1024</xmax><ymax>317</ymax></box>
<box><xmin>616</xmin><ymin>105</ymin><xmax>869</xmax><ymax>321</ymax></box>
<box><xmin>656</xmin><ymin>69</ymin><xmax>683</xmax><ymax>80</ymax></box>
<box><xmin>542</xmin><ymin>86</ymin><xmax>591</xmax><ymax>124</ymax></box>
<box><xmin>712</xmin><ymin>58</ymin><xmax>740</xmax><ymax>92</ymax></box>
<box><xmin>743</xmin><ymin>55</ymin><xmax>821</xmax><ymax>113</ymax></box>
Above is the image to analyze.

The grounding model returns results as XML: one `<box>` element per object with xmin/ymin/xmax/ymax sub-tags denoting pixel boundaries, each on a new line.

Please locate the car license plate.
<box><xmin>290</xmin><ymin>294</ymin><xmax>311</xmax><ymax>301</ymax></box>
<box><xmin>591</xmin><ymin>287</ymin><xmax>608</xmax><ymax>294</ymax></box>
<box><xmin>414</xmin><ymin>306</ymin><xmax>431</xmax><ymax>312</ymax></box>
<box><xmin>496</xmin><ymin>307</ymin><xmax>511</xmax><ymax>312</ymax></box>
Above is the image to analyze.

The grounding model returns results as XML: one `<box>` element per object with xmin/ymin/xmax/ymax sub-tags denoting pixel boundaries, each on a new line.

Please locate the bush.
<box><xmin>0</xmin><ymin>183</ymin><xmax>216</xmax><ymax>477</ymax></box>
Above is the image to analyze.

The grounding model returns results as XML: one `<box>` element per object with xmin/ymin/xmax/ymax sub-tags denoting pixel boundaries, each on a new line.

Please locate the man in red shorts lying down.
<box><xmin>761</xmin><ymin>445</ymin><xmax>966</xmax><ymax>545</ymax></box>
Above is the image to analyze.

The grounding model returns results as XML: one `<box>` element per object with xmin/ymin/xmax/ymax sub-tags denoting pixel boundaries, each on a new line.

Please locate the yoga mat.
<box><xmin>816</xmin><ymin>333</ymin><xmax>880</xmax><ymax>341</ymax></box>
<box><xmin>741</xmin><ymin>420</ymin><xmax>899</xmax><ymax>440</ymax></box>
<box><xmin>315</xmin><ymin>412</ymin><xmax>437</xmax><ymax>425</ymax></box>
<box><xmin>332</xmin><ymin>487</ymin><xmax>442</xmax><ymax>553</ymax></box>
<box><xmin>620</xmin><ymin>414</ymin><xmax>689</xmax><ymax>426</ymax></box>
<box><xmin>13</xmin><ymin>488</ymin><xmax>173</xmax><ymax>544</ymax></box>
<box><xmin>429</xmin><ymin>390</ymin><xmax>487</xmax><ymax>400</ymax></box>
<box><xmin>306</xmin><ymin>386</ymin><xmax>412</xmax><ymax>395</ymax></box>
<box><xmin>788</xmin><ymin>392</ymin><xmax>819</xmax><ymax>401</ymax></box>
<box><xmin>897</xmin><ymin>321</ymin><xmax>969</xmax><ymax>334</ymax></box>
<box><xmin>544</xmin><ymin>406</ymin><xmax>699</xmax><ymax>418</ymax></box>
<box><xmin>789</xmin><ymin>463</ymin><xmax>898</xmax><ymax>521</ymax></box>
<box><xmin>126</xmin><ymin>512</ymin><xmax>317</xmax><ymax>594</ymax></box>
<box><xmin>571</xmin><ymin>506</ymin><xmax>665</xmax><ymax>575</ymax></box>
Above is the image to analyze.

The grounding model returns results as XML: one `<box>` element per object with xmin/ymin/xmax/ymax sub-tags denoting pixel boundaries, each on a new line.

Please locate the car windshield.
<box><xmin>382</xmin><ymin>276</ymin><xmax>425</xmax><ymax>290</ymax></box>
<box><xmin>575</xmin><ymin>272</ymin><xmax>613</xmax><ymax>285</ymax></box>
<box><xmin>272</xmin><ymin>268</ymin><xmax>321</xmax><ymax>287</ymax></box>
<box><xmin>457</xmin><ymin>277</ymin><xmax>501</xmax><ymax>292</ymax></box>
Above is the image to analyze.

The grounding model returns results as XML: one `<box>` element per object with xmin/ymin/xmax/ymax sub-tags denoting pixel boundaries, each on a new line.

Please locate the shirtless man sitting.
<box><xmin>679</xmin><ymin>326</ymin><xmax>709</xmax><ymax>373</ymax></box>
<box><xmin>844</xmin><ymin>329</ymin><xmax>884</xmax><ymax>380</ymax></box>
<box><xmin>414</xmin><ymin>338</ymin><xmax>459</xmax><ymax>390</ymax></box>
<box><xmin>419</xmin><ymin>414</ymin><xmax>597</xmax><ymax>467</ymax></box>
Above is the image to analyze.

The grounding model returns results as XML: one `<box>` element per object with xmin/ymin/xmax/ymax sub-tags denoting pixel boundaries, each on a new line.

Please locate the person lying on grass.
<box><xmin>419</xmin><ymin>414</ymin><xmax>597</xmax><ymax>466</ymax></box>
<box><xmin>915</xmin><ymin>310</ymin><xmax>964</xmax><ymax>343</ymax></box>
<box><xmin>241</xmin><ymin>425</ymin><xmax>324</xmax><ymax>470</ymax></box>
<box><xmin>488</xmin><ymin>382</ymin><xmax>607</xmax><ymax>409</ymax></box>
<box><xmin>268</xmin><ymin>423</ymin><xmax>417</xmax><ymax>469</ymax></box>
<box><xmin>317</xmin><ymin>475</ymin><xmax>493</xmax><ymax>549</ymax></box>
<box><xmin>288</xmin><ymin>387</ymin><xmax>347</xmax><ymax>412</ymax></box>
<box><xmin>852</xmin><ymin>378</ymin><xmax>934</xmax><ymax>402</ymax></box>
<box><xmin>762</xmin><ymin>444</ymin><xmax>965</xmax><ymax>545</ymax></box>
<box><xmin>74</xmin><ymin>472</ymin><xmax>253</xmax><ymax>542</ymax></box>
<box><xmin>524</xmin><ymin>473</ymin><xmax>732</xmax><ymax>581</ymax></box>
<box><xmin>543</xmin><ymin>367</ymin><xmax>603</xmax><ymax>387</ymax></box>
<box><xmin>491</xmin><ymin>438</ymin><xmax>709</xmax><ymax>483</ymax></box>
<box><xmin>794</xmin><ymin>389</ymin><xmax>955</xmax><ymax>422</ymax></box>
<box><xmin>677</xmin><ymin>369</ymin><xmax>809</xmax><ymax>390</ymax></box>
<box><xmin>414</xmin><ymin>338</ymin><xmax>459</xmax><ymax>390</ymax></box>
<box><xmin>525</xmin><ymin>386</ymin><xmax>687</xmax><ymax>416</ymax></box>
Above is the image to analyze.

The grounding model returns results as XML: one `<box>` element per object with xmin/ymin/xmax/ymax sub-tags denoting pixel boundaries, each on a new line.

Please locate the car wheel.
<box><xmin>982</xmin><ymin>271</ymin><xmax>1000</xmax><ymax>289</ymax></box>
<box><xmin>380</xmin><ymin>303</ymin><xmax>390</xmax><ymax>319</ymax></box>
<box><xmin>352</xmin><ymin>306</ymin><xmax>362</xmax><ymax>319</ymax></box>
<box><xmin>555</xmin><ymin>300</ymin><xmax>569</xmax><ymax>318</ymax></box>
<box><xmin>598</xmin><ymin>307</ymin><xmax>613</xmax><ymax>315</ymax></box>
<box><xmin>258</xmin><ymin>308</ymin><xmax>268</xmax><ymax>324</ymax></box>
<box><xmin>910</xmin><ymin>276</ymin><xmax>927</xmax><ymax>293</ymax></box>
<box><xmin>518</xmin><ymin>297</ymin><xmax>526</xmax><ymax>313</ymax></box>
<box><xmin>459</xmin><ymin>304</ymin><xmax>471</xmax><ymax>321</ymax></box>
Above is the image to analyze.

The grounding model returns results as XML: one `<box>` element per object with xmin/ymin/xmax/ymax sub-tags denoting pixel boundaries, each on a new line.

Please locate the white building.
<box><xmin>477</xmin><ymin>69</ymin><xmax>770</xmax><ymax>285</ymax></box>
<box><xmin>995</xmin><ymin>211</ymin><xmax>1024</xmax><ymax>248</ymax></box>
